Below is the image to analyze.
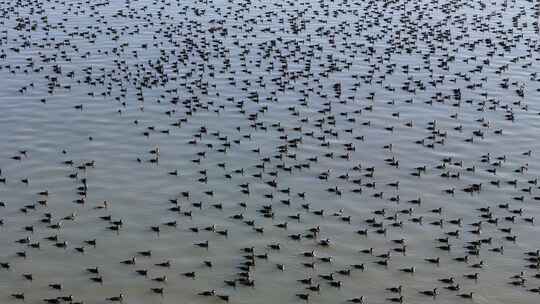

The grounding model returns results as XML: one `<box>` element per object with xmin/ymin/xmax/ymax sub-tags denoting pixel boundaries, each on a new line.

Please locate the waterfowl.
<box><xmin>400</xmin><ymin>267</ymin><xmax>415</xmax><ymax>274</ymax></box>
<box><xmin>121</xmin><ymin>257</ymin><xmax>136</xmax><ymax>265</ymax></box>
<box><xmin>155</xmin><ymin>260</ymin><xmax>171</xmax><ymax>267</ymax></box>
<box><xmin>148</xmin><ymin>269</ymin><xmax>165</xmax><ymax>280</ymax></box>
<box><xmin>106</xmin><ymin>294</ymin><xmax>124</xmax><ymax>302</ymax></box>
<box><xmin>194</xmin><ymin>240</ymin><xmax>209</xmax><ymax>248</ymax></box>
<box><xmin>348</xmin><ymin>296</ymin><xmax>364</xmax><ymax>303</ymax></box>
<box><xmin>464</xmin><ymin>273</ymin><xmax>479</xmax><ymax>280</ymax></box>
<box><xmin>198</xmin><ymin>290</ymin><xmax>215</xmax><ymax>296</ymax></box>
<box><xmin>386</xmin><ymin>296</ymin><xmax>403</xmax><ymax>303</ymax></box>
<box><xmin>471</xmin><ymin>261</ymin><xmax>485</xmax><ymax>268</ymax></box>
<box><xmin>439</xmin><ymin>277</ymin><xmax>454</xmax><ymax>284</ymax></box>
<box><xmin>182</xmin><ymin>271</ymin><xmax>196</xmax><ymax>279</ymax></box>
<box><xmin>298</xmin><ymin>277</ymin><xmax>312</xmax><ymax>285</ymax></box>
<box><xmin>217</xmin><ymin>295</ymin><xmax>229</xmax><ymax>302</ymax></box>
<box><xmin>306</xmin><ymin>284</ymin><xmax>320</xmax><ymax>291</ymax></box>
<box><xmin>458</xmin><ymin>292</ymin><xmax>474</xmax><ymax>299</ymax></box>
<box><xmin>386</xmin><ymin>285</ymin><xmax>403</xmax><ymax>294</ymax></box>
<box><xmin>49</xmin><ymin>283</ymin><xmax>62</xmax><ymax>290</ymax></box>
<box><xmin>419</xmin><ymin>288</ymin><xmax>438</xmax><ymax>297</ymax></box>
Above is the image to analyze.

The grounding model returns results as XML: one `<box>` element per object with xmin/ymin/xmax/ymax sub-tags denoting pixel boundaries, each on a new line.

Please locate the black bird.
<box><xmin>106</xmin><ymin>294</ymin><xmax>124</xmax><ymax>302</ymax></box>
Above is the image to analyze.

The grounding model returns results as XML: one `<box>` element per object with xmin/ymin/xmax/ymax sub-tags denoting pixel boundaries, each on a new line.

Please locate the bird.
<box><xmin>217</xmin><ymin>295</ymin><xmax>230</xmax><ymax>302</ymax></box>
<box><xmin>198</xmin><ymin>290</ymin><xmax>215</xmax><ymax>296</ymax></box>
<box><xmin>386</xmin><ymin>296</ymin><xmax>404</xmax><ymax>303</ymax></box>
<box><xmin>348</xmin><ymin>296</ymin><xmax>365</xmax><ymax>303</ymax></box>
<box><xmin>386</xmin><ymin>285</ymin><xmax>403</xmax><ymax>294</ymax></box>
<box><xmin>194</xmin><ymin>240</ymin><xmax>209</xmax><ymax>249</ymax></box>
<box><xmin>458</xmin><ymin>292</ymin><xmax>474</xmax><ymax>299</ymax></box>
<box><xmin>151</xmin><ymin>288</ymin><xmax>164</xmax><ymax>295</ymax></box>
<box><xmin>106</xmin><ymin>294</ymin><xmax>124</xmax><ymax>302</ymax></box>
<box><xmin>419</xmin><ymin>288</ymin><xmax>438</xmax><ymax>297</ymax></box>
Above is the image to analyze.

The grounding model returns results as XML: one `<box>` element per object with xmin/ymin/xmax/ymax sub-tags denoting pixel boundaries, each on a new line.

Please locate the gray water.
<box><xmin>0</xmin><ymin>0</ymin><xmax>540</xmax><ymax>303</ymax></box>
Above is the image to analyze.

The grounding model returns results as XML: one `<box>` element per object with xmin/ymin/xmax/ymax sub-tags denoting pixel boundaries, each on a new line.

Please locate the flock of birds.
<box><xmin>0</xmin><ymin>0</ymin><xmax>540</xmax><ymax>303</ymax></box>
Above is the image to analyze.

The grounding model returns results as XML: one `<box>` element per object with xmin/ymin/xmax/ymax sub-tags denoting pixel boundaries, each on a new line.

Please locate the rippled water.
<box><xmin>1</xmin><ymin>0</ymin><xmax>540</xmax><ymax>303</ymax></box>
